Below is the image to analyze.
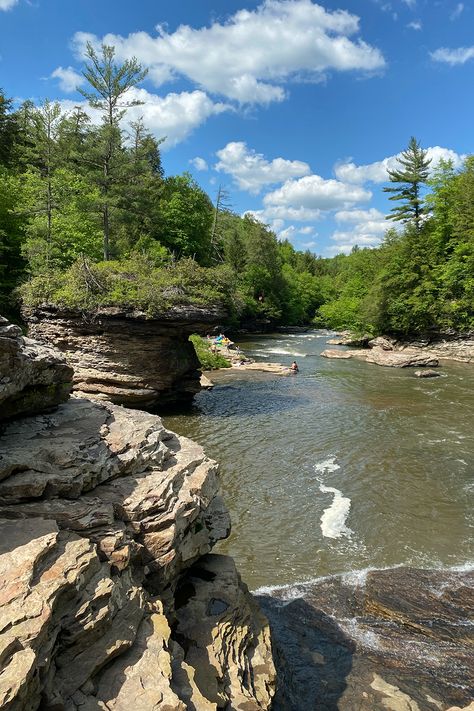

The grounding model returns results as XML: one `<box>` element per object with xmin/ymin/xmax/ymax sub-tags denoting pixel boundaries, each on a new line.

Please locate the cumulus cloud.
<box><xmin>51</xmin><ymin>66</ymin><xmax>84</xmax><ymax>93</ymax></box>
<box><xmin>431</xmin><ymin>46</ymin><xmax>474</xmax><ymax>65</ymax></box>
<box><xmin>248</xmin><ymin>206</ymin><xmax>323</xmax><ymax>223</ymax></box>
<box><xmin>72</xmin><ymin>0</ymin><xmax>385</xmax><ymax>105</ymax></box>
<box><xmin>263</xmin><ymin>174</ymin><xmax>372</xmax><ymax>211</ymax></box>
<box><xmin>59</xmin><ymin>88</ymin><xmax>229</xmax><ymax>149</ymax></box>
<box><xmin>407</xmin><ymin>20</ymin><xmax>422</xmax><ymax>30</ymax></box>
<box><xmin>215</xmin><ymin>141</ymin><xmax>310</xmax><ymax>194</ymax></box>
<box><xmin>328</xmin><ymin>207</ymin><xmax>393</xmax><ymax>254</ymax></box>
<box><xmin>0</xmin><ymin>0</ymin><xmax>19</xmax><ymax>10</ymax></box>
<box><xmin>189</xmin><ymin>157</ymin><xmax>209</xmax><ymax>171</ymax></box>
<box><xmin>335</xmin><ymin>146</ymin><xmax>466</xmax><ymax>184</ymax></box>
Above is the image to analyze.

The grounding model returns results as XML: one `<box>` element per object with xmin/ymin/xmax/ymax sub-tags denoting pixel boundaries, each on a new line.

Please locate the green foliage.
<box><xmin>189</xmin><ymin>335</ymin><xmax>231</xmax><ymax>370</ymax></box>
<box><xmin>19</xmin><ymin>257</ymin><xmax>236</xmax><ymax>316</ymax></box>
<box><xmin>384</xmin><ymin>136</ymin><xmax>431</xmax><ymax>230</ymax></box>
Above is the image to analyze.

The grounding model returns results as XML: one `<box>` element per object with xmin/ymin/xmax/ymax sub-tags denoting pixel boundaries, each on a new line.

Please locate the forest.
<box><xmin>1</xmin><ymin>44</ymin><xmax>473</xmax><ymax>337</ymax></box>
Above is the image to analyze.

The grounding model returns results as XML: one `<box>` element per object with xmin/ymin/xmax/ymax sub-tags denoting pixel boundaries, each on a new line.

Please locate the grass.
<box><xmin>189</xmin><ymin>334</ymin><xmax>231</xmax><ymax>370</ymax></box>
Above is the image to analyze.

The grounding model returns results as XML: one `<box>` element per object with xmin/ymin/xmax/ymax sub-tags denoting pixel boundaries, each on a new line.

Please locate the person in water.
<box><xmin>290</xmin><ymin>361</ymin><xmax>299</xmax><ymax>372</ymax></box>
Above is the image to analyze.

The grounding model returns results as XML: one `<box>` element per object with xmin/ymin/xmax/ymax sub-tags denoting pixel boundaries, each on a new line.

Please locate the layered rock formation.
<box><xmin>0</xmin><ymin>315</ymin><xmax>72</xmax><ymax>421</ymax></box>
<box><xmin>259</xmin><ymin>567</ymin><xmax>474</xmax><ymax>711</ymax></box>
<box><xmin>0</xmin><ymin>320</ymin><xmax>275</xmax><ymax>710</ymax></box>
<box><xmin>24</xmin><ymin>304</ymin><xmax>227</xmax><ymax>409</ymax></box>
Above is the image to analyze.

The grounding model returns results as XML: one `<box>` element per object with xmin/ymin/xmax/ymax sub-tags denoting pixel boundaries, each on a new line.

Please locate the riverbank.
<box><xmin>325</xmin><ymin>331</ymin><xmax>474</xmax><ymax>365</ymax></box>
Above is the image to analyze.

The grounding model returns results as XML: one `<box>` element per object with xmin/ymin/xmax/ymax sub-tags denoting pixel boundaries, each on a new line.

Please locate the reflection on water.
<box><xmin>164</xmin><ymin>331</ymin><xmax>474</xmax><ymax>589</ymax></box>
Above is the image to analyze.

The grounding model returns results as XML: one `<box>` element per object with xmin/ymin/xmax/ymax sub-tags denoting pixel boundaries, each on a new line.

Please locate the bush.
<box><xmin>19</xmin><ymin>256</ymin><xmax>237</xmax><ymax>316</ymax></box>
<box><xmin>189</xmin><ymin>334</ymin><xmax>231</xmax><ymax>369</ymax></box>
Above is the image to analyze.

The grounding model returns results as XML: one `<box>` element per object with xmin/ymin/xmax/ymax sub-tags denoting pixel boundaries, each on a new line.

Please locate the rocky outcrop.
<box><xmin>0</xmin><ymin>316</ymin><xmax>72</xmax><ymax>421</ymax></box>
<box><xmin>321</xmin><ymin>346</ymin><xmax>439</xmax><ymax>368</ymax></box>
<box><xmin>24</xmin><ymin>305</ymin><xmax>227</xmax><ymax>409</ymax></box>
<box><xmin>259</xmin><ymin>567</ymin><xmax>474</xmax><ymax>711</ymax></box>
<box><xmin>325</xmin><ymin>331</ymin><xmax>474</xmax><ymax>365</ymax></box>
<box><xmin>0</xmin><ymin>319</ymin><xmax>276</xmax><ymax>710</ymax></box>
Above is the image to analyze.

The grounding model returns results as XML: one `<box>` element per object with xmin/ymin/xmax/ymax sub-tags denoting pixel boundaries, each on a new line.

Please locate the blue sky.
<box><xmin>1</xmin><ymin>0</ymin><xmax>473</xmax><ymax>256</ymax></box>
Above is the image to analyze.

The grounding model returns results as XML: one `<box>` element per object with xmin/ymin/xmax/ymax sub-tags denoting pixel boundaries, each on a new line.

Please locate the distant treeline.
<box><xmin>0</xmin><ymin>46</ymin><xmax>473</xmax><ymax>335</ymax></box>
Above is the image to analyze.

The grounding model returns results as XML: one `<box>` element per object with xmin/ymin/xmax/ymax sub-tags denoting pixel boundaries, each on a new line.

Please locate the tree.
<box><xmin>384</xmin><ymin>137</ymin><xmax>431</xmax><ymax>230</ymax></box>
<box><xmin>0</xmin><ymin>90</ymin><xmax>18</xmax><ymax>167</ymax></box>
<box><xmin>79</xmin><ymin>43</ymin><xmax>148</xmax><ymax>259</ymax></box>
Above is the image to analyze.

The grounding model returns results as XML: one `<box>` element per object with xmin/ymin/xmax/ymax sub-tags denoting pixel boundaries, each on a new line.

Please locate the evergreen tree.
<box><xmin>79</xmin><ymin>43</ymin><xmax>147</xmax><ymax>259</ymax></box>
<box><xmin>384</xmin><ymin>137</ymin><xmax>431</xmax><ymax>230</ymax></box>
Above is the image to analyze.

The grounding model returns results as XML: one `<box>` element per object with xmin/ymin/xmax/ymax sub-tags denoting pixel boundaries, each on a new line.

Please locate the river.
<box><xmin>164</xmin><ymin>330</ymin><xmax>474</xmax><ymax>590</ymax></box>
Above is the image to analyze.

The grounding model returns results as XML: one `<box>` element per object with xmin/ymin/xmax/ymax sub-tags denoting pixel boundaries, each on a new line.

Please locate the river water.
<box><xmin>164</xmin><ymin>331</ymin><xmax>474</xmax><ymax>590</ymax></box>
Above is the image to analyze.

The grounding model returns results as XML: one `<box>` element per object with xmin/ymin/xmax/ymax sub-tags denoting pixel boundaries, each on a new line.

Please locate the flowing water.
<box><xmin>164</xmin><ymin>331</ymin><xmax>474</xmax><ymax>590</ymax></box>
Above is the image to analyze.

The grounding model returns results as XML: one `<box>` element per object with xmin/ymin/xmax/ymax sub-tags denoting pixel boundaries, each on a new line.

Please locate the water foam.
<box><xmin>314</xmin><ymin>457</ymin><xmax>340</xmax><ymax>474</ymax></box>
<box><xmin>266</xmin><ymin>347</ymin><xmax>306</xmax><ymax>357</ymax></box>
<box><xmin>320</xmin><ymin>485</ymin><xmax>353</xmax><ymax>539</ymax></box>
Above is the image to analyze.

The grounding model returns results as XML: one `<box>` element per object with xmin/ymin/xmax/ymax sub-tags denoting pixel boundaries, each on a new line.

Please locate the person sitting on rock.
<box><xmin>290</xmin><ymin>361</ymin><xmax>299</xmax><ymax>372</ymax></box>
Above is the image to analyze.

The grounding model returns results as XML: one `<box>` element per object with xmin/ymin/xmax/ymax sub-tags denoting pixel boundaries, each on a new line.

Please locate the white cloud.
<box><xmin>263</xmin><ymin>174</ymin><xmax>372</xmax><ymax>211</ymax></box>
<box><xmin>189</xmin><ymin>157</ymin><xmax>208</xmax><ymax>171</ymax></box>
<box><xmin>299</xmin><ymin>226</ymin><xmax>315</xmax><ymax>234</ymax></box>
<box><xmin>248</xmin><ymin>206</ymin><xmax>323</xmax><ymax>223</ymax></box>
<box><xmin>59</xmin><ymin>88</ymin><xmax>229</xmax><ymax>149</ymax></box>
<box><xmin>215</xmin><ymin>141</ymin><xmax>310</xmax><ymax>194</ymax></box>
<box><xmin>73</xmin><ymin>0</ymin><xmax>385</xmax><ymax>105</ymax></box>
<box><xmin>51</xmin><ymin>66</ymin><xmax>84</xmax><ymax>93</ymax></box>
<box><xmin>450</xmin><ymin>3</ymin><xmax>464</xmax><ymax>20</ymax></box>
<box><xmin>335</xmin><ymin>146</ymin><xmax>466</xmax><ymax>184</ymax></box>
<box><xmin>431</xmin><ymin>46</ymin><xmax>474</xmax><ymax>65</ymax></box>
<box><xmin>335</xmin><ymin>207</ymin><xmax>385</xmax><ymax>223</ymax></box>
<box><xmin>0</xmin><ymin>0</ymin><xmax>19</xmax><ymax>10</ymax></box>
<box><xmin>328</xmin><ymin>207</ymin><xmax>393</xmax><ymax>254</ymax></box>
<box><xmin>402</xmin><ymin>0</ymin><xmax>416</xmax><ymax>8</ymax></box>
<box><xmin>407</xmin><ymin>20</ymin><xmax>422</xmax><ymax>30</ymax></box>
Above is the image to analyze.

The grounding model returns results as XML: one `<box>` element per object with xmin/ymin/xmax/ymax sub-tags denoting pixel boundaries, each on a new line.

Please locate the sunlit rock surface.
<box><xmin>0</xmin><ymin>394</ymin><xmax>275</xmax><ymax>709</ymax></box>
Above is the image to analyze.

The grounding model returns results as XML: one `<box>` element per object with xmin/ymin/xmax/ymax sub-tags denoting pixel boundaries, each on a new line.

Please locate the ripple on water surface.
<box><xmin>164</xmin><ymin>331</ymin><xmax>474</xmax><ymax>589</ymax></box>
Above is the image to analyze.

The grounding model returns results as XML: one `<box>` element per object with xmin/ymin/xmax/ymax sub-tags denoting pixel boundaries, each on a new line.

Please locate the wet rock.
<box><xmin>0</xmin><ymin>315</ymin><xmax>72</xmax><ymax>421</ymax></box>
<box><xmin>321</xmin><ymin>347</ymin><xmax>439</xmax><ymax>368</ymax></box>
<box><xmin>259</xmin><ymin>567</ymin><xmax>474</xmax><ymax>711</ymax></box>
<box><xmin>414</xmin><ymin>369</ymin><xmax>442</xmax><ymax>378</ymax></box>
<box><xmin>23</xmin><ymin>304</ymin><xmax>227</xmax><ymax>409</ymax></box>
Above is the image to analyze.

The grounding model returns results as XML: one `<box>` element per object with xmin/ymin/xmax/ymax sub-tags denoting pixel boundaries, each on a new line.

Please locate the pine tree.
<box><xmin>79</xmin><ymin>43</ymin><xmax>147</xmax><ymax>259</ymax></box>
<box><xmin>384</xmin><ymin>137</ymin><xmax>431</xmax><ymax>230</ymax></box>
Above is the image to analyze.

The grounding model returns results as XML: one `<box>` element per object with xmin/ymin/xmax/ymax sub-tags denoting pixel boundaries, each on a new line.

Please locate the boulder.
<box><xmin>259</xmin><ymin>567</ymin><xmax>474</xmax><ymax>711</ymax></box>
<box><xmin>0</xmin><ymin>315</ymin><xmax>72</xmax><ymax>421</ymax></box>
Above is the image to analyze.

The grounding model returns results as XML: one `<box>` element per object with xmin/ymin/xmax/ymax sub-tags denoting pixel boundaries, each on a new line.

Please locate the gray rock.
<box><xmin>414</xmin><ymin>369</ymin><xmax>442</xmax><ymax>378</ymax></box>
<box><xmin>0</xmin><ymin>315</ymin><xmax>73</xmax><ymax>420</ymax></box>
<box><xmin>321</xmin><ymin>347</ymin><xmax>439</xmax><ymax>368</ymax></box>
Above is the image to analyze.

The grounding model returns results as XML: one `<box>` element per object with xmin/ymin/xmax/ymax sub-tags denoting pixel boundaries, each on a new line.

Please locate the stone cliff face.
<box><xmin>24</xmin><ymin>304</ymin><xmax>227</xmax><ymax>409</ymax></box>
<box><xmin>0</xmin><ymin>318</ymin><xmax>275</xmax><ymax>710</ymax></box>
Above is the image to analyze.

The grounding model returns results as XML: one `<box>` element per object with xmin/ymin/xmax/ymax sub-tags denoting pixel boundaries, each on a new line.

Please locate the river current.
<box><xmin>164</xmin><ymin>331</ymin><xmax>474</xmax><ymax>590</ymax></box>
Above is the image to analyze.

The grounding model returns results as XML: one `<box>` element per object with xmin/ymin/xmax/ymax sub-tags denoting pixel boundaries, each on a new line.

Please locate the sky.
<box><xmin>1</xmin><ymin>0</ymin><xmax>473</xmax><ymax>256</ymax></box>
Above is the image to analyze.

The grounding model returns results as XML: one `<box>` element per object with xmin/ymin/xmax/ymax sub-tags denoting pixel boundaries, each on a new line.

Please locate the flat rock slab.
<box><xmin>259</xmin><ymin>567</ymin><xmax>474</xmax><ymax>711</ymax></box>
<box><xmin>321</xmin><ymin>347</ymin><xmax>439</xmax><ymax>368</ymax></box>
